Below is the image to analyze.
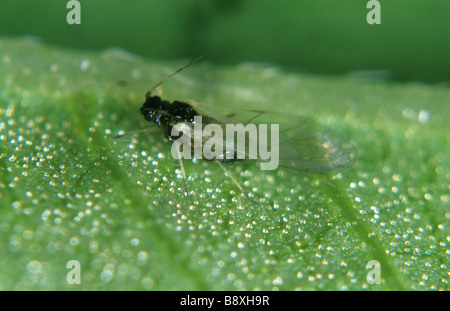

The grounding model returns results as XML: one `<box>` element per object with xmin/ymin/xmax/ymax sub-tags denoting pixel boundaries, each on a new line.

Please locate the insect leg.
<box><xmin>175</xmin><ymin>147</ymin><xmax>190</xmax><ymax>196</ymax></box>
<box><xmin>214</xmin><ymin>159</ymin><xmax>257</xmax><ymax>204</ymax></box>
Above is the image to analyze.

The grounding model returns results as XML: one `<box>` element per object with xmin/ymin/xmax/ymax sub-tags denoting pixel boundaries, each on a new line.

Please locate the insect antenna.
<box><xmin>146</xmin><ymin>53</ymin><xmax>208</xmax><ymax>97</ymax></box>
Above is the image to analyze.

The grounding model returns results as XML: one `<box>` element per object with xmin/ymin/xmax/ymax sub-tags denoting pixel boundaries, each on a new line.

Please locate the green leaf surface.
<box><xmin>0</xmin><ymin>37</ymin><xmax>448</xmax><ymax>290</ymax></box>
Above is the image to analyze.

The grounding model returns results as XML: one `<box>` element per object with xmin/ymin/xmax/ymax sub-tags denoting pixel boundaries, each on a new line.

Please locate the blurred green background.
<box><xmin>1</xmin><ymin>0</ymin><xmax>449</xmax><ymax>83</ymax></box>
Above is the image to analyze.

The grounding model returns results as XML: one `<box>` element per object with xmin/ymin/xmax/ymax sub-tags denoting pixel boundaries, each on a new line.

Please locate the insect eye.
<box><xmin>141</xmin><ymin>96</ymin><xmax>164</xmax><ymax>117</ymax></box>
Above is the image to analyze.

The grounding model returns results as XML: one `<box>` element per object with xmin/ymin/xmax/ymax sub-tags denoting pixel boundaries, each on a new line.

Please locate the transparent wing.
<box><xmin>188</xmin><ymin>100</ymin><xmax>357</xmax><ymax>173</ymax></box>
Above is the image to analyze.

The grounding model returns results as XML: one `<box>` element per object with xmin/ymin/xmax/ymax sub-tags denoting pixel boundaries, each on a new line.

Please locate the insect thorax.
<box><xmin>140</xmin><ymin>95</ymin><xmax>199</xmax><ymax>141</ymax></box>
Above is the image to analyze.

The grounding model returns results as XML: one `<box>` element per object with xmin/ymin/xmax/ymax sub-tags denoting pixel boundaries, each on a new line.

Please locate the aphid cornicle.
<box><xmin>137</xmin><ymin>55</ymin><xmax>356</xmax><ymax>202</ymax></box>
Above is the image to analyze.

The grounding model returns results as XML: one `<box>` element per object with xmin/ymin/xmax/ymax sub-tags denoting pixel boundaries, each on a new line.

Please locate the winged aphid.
<box><xmin>124</xmin><ymin>55</ymin><xmax>356</xmax><ymax>202</ymax></box>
